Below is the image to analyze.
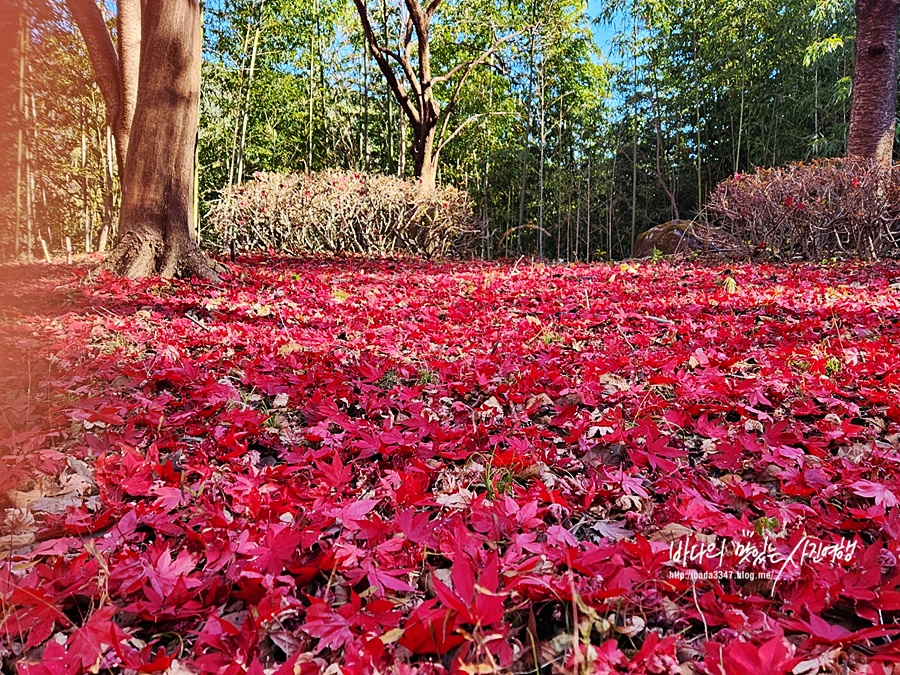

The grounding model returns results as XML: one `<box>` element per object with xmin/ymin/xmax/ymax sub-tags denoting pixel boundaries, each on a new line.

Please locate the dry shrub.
<box><xmin>707</xmin><ymin>157</ymin><xmax>900</xmax><ymax>260</ymax></box>
<box><xmin>206</xmin><ymin>170</ymin><xmax>479</xmax><ymax>258</ymax></box>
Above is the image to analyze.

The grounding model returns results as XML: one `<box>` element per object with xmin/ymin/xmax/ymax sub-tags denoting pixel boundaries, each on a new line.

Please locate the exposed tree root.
<box><xmin>99</xmin><ymin>228</ymin><xmax>224</xmax><ymax>281</ymax></box>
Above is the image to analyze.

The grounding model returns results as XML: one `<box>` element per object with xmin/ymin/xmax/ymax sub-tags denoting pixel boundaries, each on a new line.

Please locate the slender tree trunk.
<box><xmin>116</xmin><ymin>0</ymin><xmax>141</xmax><ymax>169</ymax></box>
<box><xmin>81</xmin><ymin>104</ymin><xmax>92</xmax><ymax>252</ymax></box>
<box><xmin>538</xmin><ymin>65</ymin><xmax>545</xmax><ymax>260</ymax></box>
<box><xmin>585</xmin><ymin>159</ymin><xmax>591</xmax><ymax>263</ymax></box>
<box><xmin>237</xmin><ymin>3</ymin><xmax>264</xmax><ymax>185</ymax></box>
<box><xmin>847</xmin><ymin>0</ymin><xmax>900</xmax><ymax>164</ymax></box>
<box><xmin>25</xmin><ymin>97</ymin><xmax>33</xmax><ymax>263</ymax></box>
<box><xmin>193</xmin><ymin>1</ymin><xmax>203</xmax><ymax>242</ymax></box>
<box><xmin>734</xmin><ymin>6</ymin><xmax>748</xmax><ymax>173</ymax></box>
<box><xmin>0</xmin><ymin>0</ymin><xmax>23</xmax><ymax>260</ymax></box>
<box><xmin>483</xmin><ymin>84</ymin><xmax>492</xmax><ymax>260</ymax></box>
<box><xmin>363</xmin><ymin>38</ymin><xmax>371</xmax><ymax>172</ymax></box>
<box><xmin>608</xmin><ymin>151</ymin><xmax>616</xmax><ymax>259</ymax></box>
<box><xmin>693</xmin><ymin>20</ymin><xmax>702</xmax><ymax>212</ymax></box>
<box><xmin>566</xmin><ymin>176</ymin><xmax>571</xmax><ymax>262</ymax></box>
<box><xmin>651</xmin><ymin>68</ymin><xmax>679</xmax><ymax>221</ymax></box>
<box><xmin>65</xmin><ymin>0</ymin><xmax>129</xmax><ymax>173</ymax></box>
<box><xmin>382</xmin><ymin>0</ymin><xmax>393</xmax><ymax>170</ymax></box>
<box><xmin>575</xmin><ymin>175</ymin><xmax>581</xmax><ymax>261</ymax></box>
<box><xmin>505</xmin><ymin>188</ymin><xmax>511</xmax><ymax>258</ymax></box>
<box><xmin>842</xmin><ymin>55</ymin><xmax>849</xmax><ymax>154</ymax></box>
<box><xmin>630</xmin><ymin>7</ymin><xmax>638</xmax><ymax>255</ymax></box>
<box><xmin>516</xmin><ymin>144</ymin><xmax>529</xmax><ymax>255</ymax></box>
<box><xmin>15</xmin><ymin>4</ymin><xmax>27</xmax><ymax>260</ymax></box>
<box><xmin>556</xmin><ymin>109</ymin><xmax>562</xmax><ymax>261</ymax></box>
<box><xmin>517</xmin><ymin>23</ymin><xmax>537</xmax><ymax>255</ymax></box>
<box><xmin>399</xmin><ymin>112</ymin><xmax>407</xmax><ymax>178</ymax></box>
<box><xmin>814</xmin><ymin>55</ymin><xmax>820</xmax><ymax>155</ymax></box>
<box><xmin>26</xmin><ymin>81</ymin><xmax>37</xmax><ymax>261</ymax></box>
<box><xmin>104</xmin><ymin>0</ymin><xmax>218</xmax><ymax>279</ymax></box>
<box><xmin>307</xmin><ymin>5</ymin><xmax>315</xmax><ymax>171</ymax></box>
<box><xmin>482</xmin><ymin>158</ymin><xmax>491</xmax><ymax>259</ymax></box>
<box><xmin>99</xmin><ymin>123</ymin><xmax>115</xmax><ymax>252</ymax></box>
<box><xmin>396</xmin><ymin>0</ymin><xmax>406</xmax><ymax>178</ymax></box>
<box><xmin>227</xmin><ymin>19</ymin><xmax>253</xmax><ymax>184</ymax></box>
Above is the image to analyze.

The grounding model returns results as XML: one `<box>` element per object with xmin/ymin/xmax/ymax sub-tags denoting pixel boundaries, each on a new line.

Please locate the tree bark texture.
<box><xmin>848</xmin><ymin>0</ymin><xmax>900</xmax><ymax>164</ymax></box>
<box><xmin>64</xmin><ymin>0</ymin><xmax>128</xmax><ymax>172</ymax></box>
<box><xmin>104</xmin><ymin>0</ymin><xmax>219</xmax><ymax>280</ymax></box>
<box><xmin>0</xmin><ymin>0</ymin><xmax>23</xmax><ymax>260</ymax></box>
<box><xmin>116</xmin><ymin>0</ymin><xmax>142</xmax><ymax>165</ymax></box>
<box><xmin>412</xmin><ymin>106</ymin><xmax>439</xmax><ymax>190</ymax></box>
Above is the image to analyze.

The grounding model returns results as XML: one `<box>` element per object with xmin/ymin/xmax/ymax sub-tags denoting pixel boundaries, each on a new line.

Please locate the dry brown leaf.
<box><xmin>649</xmin><ymin>523</ymin><xmax>715</xmax><ymax>544</ymax></box>
<box><xmin>0</xmin><ymin>532</ymin><xmax>36</xmax><ymax>553</ymax></box>
<box><xmin>524</xmin><ymin>393</ymin><xmax>553</xmax><ymax>412</ymax></box>
<box><xmin>614</xmin><ymin>615</ymin><xmax>645</xmax><ymax>637</ymax></box>
<box><xmin>597</xmin><ymin>373</ymin><xmax>630</xmax><ymax>395</ymax></box>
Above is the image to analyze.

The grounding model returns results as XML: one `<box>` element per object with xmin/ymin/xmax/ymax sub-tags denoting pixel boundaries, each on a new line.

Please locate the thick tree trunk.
<box><xmin>412</xmin><ymin>96</ymin><xmax>439</xmax><ymax>191</ymax></box>
<box><xmin>847</xmin><ymin>0</ymin><xmax>900</xmax><ymax>164</ymax></box>
<box><xmin>104</xmin><ymin>0</ymin><xmax>220</xmax><ymax>280</ymax></box>
<box><xmin>413</xmin><ymin>124</ymin><xmax>438</xmax><ymax>191</ymax></box>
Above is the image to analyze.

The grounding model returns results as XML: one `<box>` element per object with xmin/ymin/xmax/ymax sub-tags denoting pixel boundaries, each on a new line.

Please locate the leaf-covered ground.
<box><xmin>3</xmin><ymin>257</ymin><xmax>900</xmax><ymax>674</ymax></box>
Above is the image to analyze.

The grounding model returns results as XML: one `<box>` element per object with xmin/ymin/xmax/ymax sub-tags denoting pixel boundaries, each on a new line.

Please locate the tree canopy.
<box><xmin>1</xmin><ymin>0</ymin><xmax>882</xmax><ymax>264</ymax></box>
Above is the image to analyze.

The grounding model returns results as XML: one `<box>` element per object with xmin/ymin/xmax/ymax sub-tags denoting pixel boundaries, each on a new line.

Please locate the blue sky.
<box><xmin>587</xmin><ymin>0</ymin><xmax>621</xmax><ymax>62</ymax></box>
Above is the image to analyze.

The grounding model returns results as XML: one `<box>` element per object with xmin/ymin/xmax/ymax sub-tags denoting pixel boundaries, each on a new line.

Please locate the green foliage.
<box><xmin>14</xmin><ymin>0</ymin><xmax>865</xmax><ymax>264</ymax></box>
<box><xmin>753</xmin><ymin>516</ymin><xmax>779</xmax><ymax>537</ymax></box>
<box><xmin>417</xmin><ymin>369</ymin><xmax>438</xmax><ymax>386</ymax></box>
<box><xmin>4</xmin><ymin>1</ymin><xmax>117</xmax><ymax>261</ymax></box>
<box><xmin>376</xmin><ymin>369</ymin><xmax>399</xmax><ymax>390</ymax></box>
<box><xmin>200</xmin><ymin>0</ymin><xmax>608</xmax><ymax>261</ymax></box>
<box><xmin>598</xmin><ymin>0</ymin><xmax>855</xmax><ymax>254</ymax></box>
<box><xmin>825</xmin><ymin>356</ymin><xmax>842</xmax><ymax>376</ymax></box>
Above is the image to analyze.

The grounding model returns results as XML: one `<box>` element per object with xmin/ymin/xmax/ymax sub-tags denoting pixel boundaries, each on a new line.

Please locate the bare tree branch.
<box><xmin>437</xmin><ymin>111</ymin><xmax>513</xmax><ymax>152</ymax></box>
<box><xmin>431</xmin><ymin>30</ymin><xmax>524</xmax><ymax>88</ymax></box>
<box><xmin>424</xmin><ymin>0</ymin><xmax>443</xmax><ymax>21</ymax></box>
<box><xmin>403</xmin><ymin>13</ymin><xmax>414</xmax><ymax>54</ymax></box>
<box><xmin>403</xmin><ymin>14</ymin><xmax>417</xmax><ymax>108</ymax></box>
<box><xmin>379</xmin><ymin>46</ymin><xmax>422</xmax><ymax>99</ymax></box>
<box><xmin>402</xmin><ymin>0</ymin><xmax>431</xmax><ymax>82</ymax></box>
<box><xmin>352</xmin><ymin>0</ymin><xmax>421</xmax><ymax>125</ymax></box>
<box><xmin>434</xmin><ymin>30</ymin><xmax>526</xmax><ymax>145</ymax></box>
<box><xmin>64</xmin><ymin>0</ymin><xmax>122</xmax><ymax>147</ymax></box>
<box><xmin>352</xmin><ymin>0</ymin><xmax>523</xmax><ymax>188</ymax></box>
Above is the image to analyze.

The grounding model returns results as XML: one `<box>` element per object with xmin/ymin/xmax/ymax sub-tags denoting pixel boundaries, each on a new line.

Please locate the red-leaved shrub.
<box><xmin>206</xmin><ymin>170</ymin><xmax>479</xmax><ymax>258</ymax></box>
<box><xmin>707</xmin><ymin>157</ymin><xmax>900</xmax><ymax>260</ymax></box>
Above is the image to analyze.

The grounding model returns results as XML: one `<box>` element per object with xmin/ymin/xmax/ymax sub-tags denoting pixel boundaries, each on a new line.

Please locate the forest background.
<box><xmin>0</xmin><ymin>0</ymin><xmax>857</xmax><ymax>263</ymax></box>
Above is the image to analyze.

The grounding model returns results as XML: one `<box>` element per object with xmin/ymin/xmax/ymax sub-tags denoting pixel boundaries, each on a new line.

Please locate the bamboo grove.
<box><xmin>2</xmin><ymin>0</ymin><xmax>858</xmax><ymax>262</ymax></box>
